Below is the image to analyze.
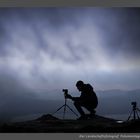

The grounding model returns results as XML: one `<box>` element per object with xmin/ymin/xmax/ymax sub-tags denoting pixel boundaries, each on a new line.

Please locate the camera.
<box><xmin>131</xmin><ymin>102</ymin><xmax>137</xmax><ymax>110</ymax></box>
<box><xmin>131</xmin><ymin>102</ymin><xmax>136</xmax><ymax>106</ymax></box>
<box><xmin>62</xmin><ymin>89</ymin><xmax>68</xmax><ymax>98</ymax></box>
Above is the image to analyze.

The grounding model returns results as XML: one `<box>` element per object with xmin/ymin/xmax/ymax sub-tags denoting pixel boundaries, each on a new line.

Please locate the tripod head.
<box><xmin>131</xmin><ymin>101</ymin><xmax>137</xmax><ymax>110</ymax></box>
<box><xmin>62</xmin><ymin>89</ymin><xmax>68</xmax><ymax>99</ymax></box>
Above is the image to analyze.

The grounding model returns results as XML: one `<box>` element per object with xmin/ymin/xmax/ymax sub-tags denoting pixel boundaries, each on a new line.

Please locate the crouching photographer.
<box><xmin>64</xmin><ymin>80</ymin><xmax>98</xmax><ymax>120</ymax></box>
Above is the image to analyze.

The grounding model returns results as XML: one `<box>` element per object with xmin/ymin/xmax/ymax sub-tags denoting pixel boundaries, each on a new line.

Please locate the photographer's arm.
<box><xmin>65</xmin><ymin>93</ymin><xmax>79</xmax><ymax>101</ymax></box>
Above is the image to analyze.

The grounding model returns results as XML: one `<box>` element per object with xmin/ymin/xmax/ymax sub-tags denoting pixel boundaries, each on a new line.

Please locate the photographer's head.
<box><xmin>76</xmin><ymin>80</ymin><xmax>84</xmax><ymax>91</ymax></box>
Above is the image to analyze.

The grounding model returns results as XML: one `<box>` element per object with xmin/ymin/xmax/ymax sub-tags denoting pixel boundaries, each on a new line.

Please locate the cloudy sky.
<box><xmin>0</xmin><ymin>8</ymin><xmax>140</xmax><ymax>98</ymax></box>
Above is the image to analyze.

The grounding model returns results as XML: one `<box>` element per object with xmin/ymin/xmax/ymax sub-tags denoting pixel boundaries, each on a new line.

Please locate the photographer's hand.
<box><xmin>65</xmin><ymin>93</ymin><xmax>72</xmax><ymax>99</ymax></box>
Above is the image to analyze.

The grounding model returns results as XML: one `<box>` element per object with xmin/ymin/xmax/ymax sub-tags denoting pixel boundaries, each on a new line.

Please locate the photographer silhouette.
<box><xmin>65</xmin><ymin>80</ymin><xmax>98</xmax><ymax>120</ymax></box>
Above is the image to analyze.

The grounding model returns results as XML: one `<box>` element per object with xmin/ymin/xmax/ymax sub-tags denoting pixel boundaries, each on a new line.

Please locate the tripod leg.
<box><xmin>52</xmin><ymin>105</ymin><xmax>65</xmax><ymax>115</ymax></box>
<box><xmin>134</xmin><ymin>110</ymin><xmax>136</xmax><ymax>120</ymax></box>
<box><xmin>136</xmin><ymin>110</ymin><xmax>140</xmax><ymax>119</ymax></box>
<box><xmin>63</xmin><ymin>104</ymin><xmax>67</xmax><ymax>119</ymax></box>
<box><xmin>127</xmin><ymin>110</ymin><xmax>133</xmax><ymax>121</ymax></box>
<box><xmin>137</xmin><ymin>108</ymin><xmax>140</xmax><ymax>119</ymax></box>
<box><xmin>66</xmin><ymin>105</ymin><xmax>79</xmax><ymax>117</ymax></box>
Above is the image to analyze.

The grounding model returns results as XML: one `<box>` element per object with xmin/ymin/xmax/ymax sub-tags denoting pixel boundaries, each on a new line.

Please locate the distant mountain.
<box><xmin>96</xmin><ymin>89</ymin><xmax>140</xmax><ymax>119</ymax></box>
<box><xmin>0</xmin><ymin>89</ymin><xmax>140</xmax><ymax>122</ymax></box>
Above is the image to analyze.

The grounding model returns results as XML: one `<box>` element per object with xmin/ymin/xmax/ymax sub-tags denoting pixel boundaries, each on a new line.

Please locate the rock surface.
<box><xmin>0</xmin><ymin>114</ymin><xmax>140</xmax><ymax>133</ymax></box>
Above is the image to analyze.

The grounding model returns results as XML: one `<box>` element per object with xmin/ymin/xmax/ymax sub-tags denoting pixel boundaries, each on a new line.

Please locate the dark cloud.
<box><xmin>121</xmin><ymin>9</ymin><xmax>140</xmax><ymax>56</ymax></box>
<box><xmin>99</xmin><ymin>8</ymin><xmax>140</xmax><ymax>58</ymax></box>
<box><xmin>1</xmin><ymin>8</ymin><xmax>140</xmax><ymax>58</ymax></box>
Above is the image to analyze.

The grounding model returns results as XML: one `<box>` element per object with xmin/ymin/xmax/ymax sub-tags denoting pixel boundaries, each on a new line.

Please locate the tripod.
<box><xmin>127</xmin><ymin>102</ymin><xmax>140</xmax><ymax>121</ymax></box>
<box><xmin>53</xmin><ymin>93</ymin><xmax>79</xmax><ymax>119</ymax></box>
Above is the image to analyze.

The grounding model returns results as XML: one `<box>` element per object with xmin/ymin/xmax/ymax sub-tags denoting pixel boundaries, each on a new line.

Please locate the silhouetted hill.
<box><xmin>36</xmin><ymin>114</ymin><xmax>59</xmax><ymax>121</ymax></box>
